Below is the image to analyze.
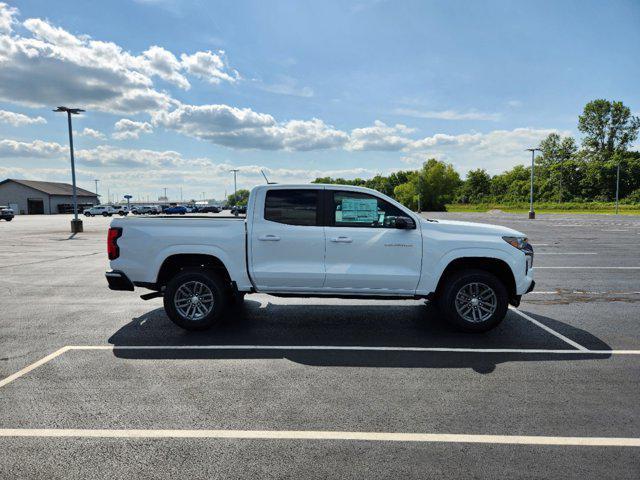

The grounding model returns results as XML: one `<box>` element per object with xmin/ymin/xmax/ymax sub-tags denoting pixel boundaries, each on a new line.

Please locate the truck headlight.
<box><xmin>502</xmin><ymin>236</ymin><xmax>532</xmax><ymax>253</ymax></box>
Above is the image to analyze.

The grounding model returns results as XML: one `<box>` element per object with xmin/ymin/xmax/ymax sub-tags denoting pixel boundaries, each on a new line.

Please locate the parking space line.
<box><xmin>0</xmin><ymin>347</ymin><xmax>70</xmax><ymax>389</ymax></box>
<box><xmin>535</xmin><ymin>252</ymin><xmax>597</xmax><ymax>255</ymax></box>
<box><xmin>70</xmin><ymin>345</ymin><xmax>640</xmax><ymax>354</ymax></box>
<box><xmin>509</xmin><ymin>308</ymin><xmax>588</xmax><ymax>351</ymax></box>
<box><xmin>3</xmin><ymin>344</ymin><xmax>639</xmax><ymax>392</ymax></box>
<box><xmin>0</xmin><ymin>428</ymin><xmax>638</xmax><ymax>446</ymax></box>
<box><xmin>536</xmin><ymin>266</ymin><xmax>640</xmax><ymax>269</ymax></box>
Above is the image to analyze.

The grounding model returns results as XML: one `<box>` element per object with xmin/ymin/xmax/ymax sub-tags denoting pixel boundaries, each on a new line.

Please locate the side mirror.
<box><xmin>395</xmin><ymin>216</ymin><xmax>415</xmax><ymax>229</ymax></box>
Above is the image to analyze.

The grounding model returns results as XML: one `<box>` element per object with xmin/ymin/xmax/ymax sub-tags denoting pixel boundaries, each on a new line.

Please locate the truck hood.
<box><xmin>423</xmin><ymin>218</ymin><xmax>526</xmax><ymax>238</ymax></box>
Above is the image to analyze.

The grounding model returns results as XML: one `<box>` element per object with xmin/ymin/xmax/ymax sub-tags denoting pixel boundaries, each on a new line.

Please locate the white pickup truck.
<box><xmin>106</xmin><ymin>184</ymin><xmax>534</xmax><ymax>332</ymax></box>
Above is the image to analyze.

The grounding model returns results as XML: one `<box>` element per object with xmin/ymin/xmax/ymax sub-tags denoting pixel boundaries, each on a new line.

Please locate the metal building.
<box><xmin>0</xmin><ymin>179</ymin><xmax>99</xmax><ymax>214</ymax></box>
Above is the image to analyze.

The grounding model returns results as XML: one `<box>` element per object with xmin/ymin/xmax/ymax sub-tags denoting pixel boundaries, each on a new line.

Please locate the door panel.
<box><xmin>250</xmin><ymin>188</ymin><xmax>325</xmax><ymax>290</ymax></box>
<box><xmin>324</xmin><ymin>190</ymin><xmax>422</xmax><ymax>293</ymax></box>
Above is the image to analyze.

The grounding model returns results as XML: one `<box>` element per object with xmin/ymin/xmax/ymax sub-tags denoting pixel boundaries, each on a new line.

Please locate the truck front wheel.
<box><xmin>163</xmin><ymin>269</ymin><xmax>229</xmax><ymax>330</ymax></box>
<box><xmin>437</xmin><ymin>269</ymin><xmax>508</xmax><ymax>333</ymax></box>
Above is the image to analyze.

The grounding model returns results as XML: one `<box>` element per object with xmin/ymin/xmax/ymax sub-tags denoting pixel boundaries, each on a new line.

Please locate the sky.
<box><xmin>0</xmin><ymin>0</ymin><xmax>638</xmax><ymax>202</ymax></box>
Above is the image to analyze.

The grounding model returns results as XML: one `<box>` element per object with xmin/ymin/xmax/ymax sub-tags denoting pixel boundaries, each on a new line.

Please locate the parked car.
<box><xmin>111</xmin><ymin>205</ymin><xmax>129</xmax><ymax>216</ymax></box>
<box><xmin>131</xmin><ymin>205</ymin><xmax>156</xmax><ymax>215</ymax></box>
<box><xmin>106</xmin><ymin>184</ymin><xmax>535</xmax><ymax>332</ymax></box>
<box><xmin>84</xmin><ymin>205</ymin><xmax>117</xmax><ymax>217</ymax></box>
<box><xmin>231</xmin><ymin>205</ymin><xmax>247</xmax><ymax>215</ymax></box>
<box><xmin>185</xmin><ymin>205</ymin><xmax>199</xmax><ymax>213</ymax></box>
<box><xmin>163</xmin><ymin>205</ymin><xmax>187</xmax><ymax>215</ymax></box>
<box><xmin>199</xmin><ymin>205</ymin><xmax>221</xmax><ymax>213</ymax></box>
<box><xmin>0</xmin><ymin>206</ymin><xmax>14</xmax><ymax>221</ymax></box>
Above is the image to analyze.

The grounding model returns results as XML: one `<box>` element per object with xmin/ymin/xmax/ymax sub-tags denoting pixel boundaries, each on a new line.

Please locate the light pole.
<box><xmin>615</xmin><ymin>161</ymin><xmax>620</xmax><ymax>215</ymax></box>
<box><xmin>94</xmin><ymin>179</ymin><xmax>99</xmax><ymax>197</ymax></box>
<box><xmin>54</xmin><ymin>107</ymin><xmax>84</xmax><ymax>232</ymax></box>
<box><xmin>526</xmin><ymin>148</ymin><xmax>541</xmax><ymax>219</ymax></box>
<box><xmin>229</xmin><ymin>169</ymin><xmax>239</xmax><ymax>204</ymax></box>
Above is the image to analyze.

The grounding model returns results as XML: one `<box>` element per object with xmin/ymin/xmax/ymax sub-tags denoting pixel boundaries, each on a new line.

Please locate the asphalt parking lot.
<box><xmin>1</xmin><ymin>212</ymin><xmax>639</xmax><ymax>479</ymax></box>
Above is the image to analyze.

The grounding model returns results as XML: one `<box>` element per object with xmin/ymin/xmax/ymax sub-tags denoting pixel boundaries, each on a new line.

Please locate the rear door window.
<box><xmin>264</xmin><ymin>189</ymin><xmax>319</xmax><ymax>226</ymax></box>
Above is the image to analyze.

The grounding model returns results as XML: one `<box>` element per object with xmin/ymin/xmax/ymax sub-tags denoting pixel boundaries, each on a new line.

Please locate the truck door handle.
<box><xmin>258</xmin><ymin>234</ymin><xmax>280</xmax><ymax>241</ymax></box>
<box><xmin>330</xmin><ymin>236</ymin><xmax>352</xmax><ymax>243</ymax></box>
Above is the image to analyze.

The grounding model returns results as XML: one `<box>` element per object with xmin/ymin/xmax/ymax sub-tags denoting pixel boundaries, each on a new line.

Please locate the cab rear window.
<box><xmin>264</xmin><ymin>189</ymin><xmax>319</xmax><ymax>226</ymax></box>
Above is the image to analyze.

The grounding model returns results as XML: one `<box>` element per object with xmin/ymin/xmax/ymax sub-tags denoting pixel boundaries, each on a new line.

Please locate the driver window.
<box><xmin>331</xmin><ymin>191</ymin><xmax>406</xmax><ymax>228</ymax></box>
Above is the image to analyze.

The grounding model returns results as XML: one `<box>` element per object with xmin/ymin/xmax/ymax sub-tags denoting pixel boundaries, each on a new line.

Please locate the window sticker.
<box><xmin>340</xmin><ymin>197</ymin><xmax>378</xmax><ymax>223</ymax></box>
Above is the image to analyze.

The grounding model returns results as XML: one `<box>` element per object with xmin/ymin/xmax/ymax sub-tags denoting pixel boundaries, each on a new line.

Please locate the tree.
<box><xmin>227</xmin><ymin>189</ymin><xmax>250</xmax><ymax>206</ymax></box>
<box><xmin>578</xmin><ymin>99</ymin><xmax>640</xmax><ymax>158</ymax></box>
<box><xmin>393</xmin><ymin>179</ymin><xmax>419</xmax><ymax>210</ymax></box>
<box><xmin>412</xmin><ymin>159</ymin><xmax>461</xmax><ymax>211</ymax></box>
<box><xmin>458</xmin><ymin>168</ymin><xmax>492</xmax><ymax>203</ymax></box>
<box><xmin>538</xmin><ymin>133</ymin><xmax>577</xmax><ymax>167</ymax></box>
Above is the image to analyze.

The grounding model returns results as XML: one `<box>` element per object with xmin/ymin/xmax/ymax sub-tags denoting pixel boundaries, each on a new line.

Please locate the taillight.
<box><xmin>107</xmin><ymin>227</ymin><xmax>122</xmax><ymax>260</ymax></box>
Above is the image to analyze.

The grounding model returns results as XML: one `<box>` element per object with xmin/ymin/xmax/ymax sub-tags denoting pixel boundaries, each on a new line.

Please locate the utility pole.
<box><xmin>180</xmin><ymin>186</ymin><xmax>183</xmax><ymax>203</ymax></box>
<box><xmin>54</xmin><ymin>107</ymin><xmax>84</xmax><ymax>233</ymax></box>
<box><xmin>525</xmin><ymin>148</ymin><xmax>541</xmax><ymax>219</ymax></box>
<box><xmin>615</xmin><ymin>161</ymin><xmax>620</xmax><ymax>215</ymax></box>
<box><xmin>163</xmin><ymin>187</ymin><xmax>168</xmax><ymax>202</ymax></box>
<box><xmin>229</xmin><ymin>169</ymin><xmax>239</xmax><ymax>203</ymax></box>
<box><xmin>94</xmin><ymin>179</ymin><xmax>99</xmax><ymax>197</ymax></box>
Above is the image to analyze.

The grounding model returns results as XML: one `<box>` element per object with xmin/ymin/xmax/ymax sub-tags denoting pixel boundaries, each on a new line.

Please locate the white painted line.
<box><xmin>69</xmin><ymin>345</ymin><xmax>640</xmax><ymax>354</ymax></box>
<box><xmin>535</xmin><ymin>252</ymin><xmax>597</xmax><ymax>255</ymax></box>
<box><xmin>536</xmin><ymin>267</ymin><xmax>640</xmax><ymax>269</ymax></box>
<box><xmin>509</xmin><ymin>308</ymin><xmax>588</xmax><ymax>351</ymax></box>
<box><xmin>0</xmin><ymin>428</ymin><xmax>638</xmax><ymax>446</ymax></box>
<box><xmin>529</xmin><ymin>291</ymin><xmax>640</xmax><ymax>295</ymax></box>
<box><xmin>0</xmin><ymin>347</ymin><xmax>69</xmax><ymax>389</ymax></box>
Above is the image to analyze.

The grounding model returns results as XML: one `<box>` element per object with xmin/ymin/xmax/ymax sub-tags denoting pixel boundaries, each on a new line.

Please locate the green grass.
<box><xmin>445</xmin><ymin>202</ymin><xmax>640</xmax><ymax>215</ymax></box>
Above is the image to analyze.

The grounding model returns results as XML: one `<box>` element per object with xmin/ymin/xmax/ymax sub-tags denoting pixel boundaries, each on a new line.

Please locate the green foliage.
<box><xmin>578</xmin><ymin>99</ymin><xmax>640</xmax><ymax>158</ymax></box>
<box><xmin>227</xmin><ymin>189</ymin><xmax>250</xmax><ymax>206</ymax></box>
<box><xmin>413</xmin><ymin>159</ymin><xmax>462</xmax><ymax>211</ymax></box>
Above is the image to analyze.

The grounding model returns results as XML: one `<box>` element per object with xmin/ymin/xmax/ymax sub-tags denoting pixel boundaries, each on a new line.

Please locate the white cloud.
<box><xmin>142</xmin><ymin>45</ymin><xmax>190</xmax><ymax>89</ymax></box>
<box><xmin>113</xmin><ymin>118</ymin><xmax>153</xmax><ymax>140</ymax></box>
<box><xmin>0</xmin><ymin>109</ymin><xmax>46</xmax><ymax>126</ymax></box>
<box><xmin>76</xmin><ymin>145</ymin><xmax>183</xmax><ymax>168</ymax></box>
<box><xmin>394</xmin><ymin>108</ymin><xmax>501</xmax><ymax>121</ymax></box>
<box><xmin>507</xmin><ymin>100</ymin><xmax>523</xmax><ymax>108</ymax></box>
<box><xmin>347</xmin><ymin>120</ymin><xmax>415</xmax><ymax>151</ymax></box>
<box><xmin>0</xmin><ymin>11</ymin><xmax>237</xmax><ymax>113</ymax></box>
<box><xmin>76</xmin><ymin>127</ymin><xmax>106</xmax><ymax>140</ymax></box>
<box><xmin>402</xmin><ymin>127</ymin><xmax>566</xmax><ymax>174</ymax></box>
<box><xmin>0</xmin><ymin>2</ymin><xmax>18</xmax><ymax>33</ymax></box>
<box><xmin>180</xmin><ymin>50</ymin><xmax>238</xmax><ymax>85</ymax></box>
<box><xmin>256</xmin><ymin>76</ymin><xmax>314</xmax><ymax>98</ymax></box>
<box><xmin>0</xmin><ymin>139</ymin><xmax>65</xmax><ymax>158</ymax></box>
<box><xmin>153</xmin><ymin>104</ymin><xmax>348</xmax><ymax>150</ymax></box>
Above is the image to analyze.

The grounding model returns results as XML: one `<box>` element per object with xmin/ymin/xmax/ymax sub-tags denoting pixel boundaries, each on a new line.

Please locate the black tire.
<box><xmin>437</xmin><ymin>269</ymin><xmax>508</xmax><ymax>333</ymax></box>
<box><xmin>163</xmin><ymin>269</ymin><xmax>229</xmax><ymax>331</ymax></box>
<box><xmin>5</xmin><ymin>217</ymin><xmax>12</xmax><ymax>221</ymax></box>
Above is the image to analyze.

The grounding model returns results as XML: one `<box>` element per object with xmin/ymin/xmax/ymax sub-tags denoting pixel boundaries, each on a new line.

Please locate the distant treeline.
<box><xmin>313</xmin><ymin>99</ymin><xmax>640</xmax><ymax>211</ymax></box>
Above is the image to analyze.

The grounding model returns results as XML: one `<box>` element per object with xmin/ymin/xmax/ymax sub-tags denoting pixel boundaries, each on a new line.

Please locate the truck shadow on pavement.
<box><xmin>108</xmin><ymin>299</ymin><xmax>611</xmax><ymax>374</ymax></box>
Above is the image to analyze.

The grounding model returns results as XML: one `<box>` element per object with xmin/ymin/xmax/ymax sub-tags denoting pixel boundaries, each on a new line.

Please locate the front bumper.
<box><xmin>105</xmin><ymin>270</ymin><xmax>134</xmax><ymax>291</ymax></box>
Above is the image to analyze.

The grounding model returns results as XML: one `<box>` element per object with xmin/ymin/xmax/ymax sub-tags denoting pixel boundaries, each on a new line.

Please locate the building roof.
<box><xmin>0</xmin><ymin>179</ymin><xmax>98</xmax><ymax>197</ymax></box>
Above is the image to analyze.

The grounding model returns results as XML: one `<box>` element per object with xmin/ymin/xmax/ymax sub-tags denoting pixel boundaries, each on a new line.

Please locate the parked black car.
<box><xmin>231</xmin><ymin>205</ymin><xmax>247</xmax><ymax>215</ymax></box>
<box><xmin>199</xmin><ymin>205</ymin><xmax>221</xmax><ymax>213</ymax></box>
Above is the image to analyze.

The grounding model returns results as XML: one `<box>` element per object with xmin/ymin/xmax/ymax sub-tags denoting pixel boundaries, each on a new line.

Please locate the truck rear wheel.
<box><xmin>163</xmin><ymin>269</ymin><xmax>229</xmax><ymax>330</ymax></box>
<box><xmin>437</xmin><ymin>269</ymin><xmax>508</xmax><ymax>332</ymax></box>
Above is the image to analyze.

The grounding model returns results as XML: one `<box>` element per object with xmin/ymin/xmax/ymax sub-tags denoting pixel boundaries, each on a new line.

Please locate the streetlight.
<box><xmin>525</xmin><ymin>148</ymin><xmax>541</xmax><ymax>219</ymax></box>
<box><xmin>615</xmin><ymin>161</ymin><xmax>621</xmax><ymax>215</ymax></box>
<box><xmin>54</xmin><ymin>106</ymin><xmax>84</xmax><ymax>232</ymax></box>
<box><xmin>229</xmin><ymin>169</ymin><xmax>239</xmax><ymax>203</ymax></box>
<box><xmin>94</xmin><ymin>179</ymin><xmax>99</xmax><ymax>197</ymax></box>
